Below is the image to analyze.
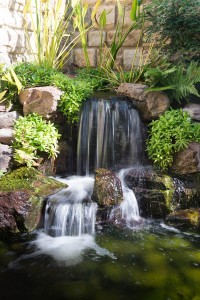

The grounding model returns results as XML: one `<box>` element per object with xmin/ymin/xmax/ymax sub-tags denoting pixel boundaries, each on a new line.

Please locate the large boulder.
<box><xmin>172</xmin><ymin>142</ymin><xmax>200</xmax><ymax>175</ymax></box>
<box><xmin>92</xmin><ymin>168</ymin><xmax>123</xmax><ymax>206</ymax></box>
<box><xmin>117</xmin><ymin>83</ymin><xmax>170</xmax><ymax>120</ymax></box>
<box><xmin>19</xmin><ymin>86</ymin><xmax>63</xmax><ymax>118</ymax></box>
<box><xmin>0</xmin><ymin>144</ymin><xmax>12</xmax><ymax>172</ymax></box>
<box><xmin>0</xmin><ymin>167</ymin><xmax>66</xmax><ymax>233</ymax></box>
<box><xmin>0</xmin><ymin>111</ymin><xmax>20</xmax><ymax>128</ymax></box>
<box><xmin>0</xmin><ymin>128</ymin><xmax>14</xmax><ymax>145</ymax></box>
<box><xmin>183</xmin><ymin>104</ymin><xmax>200</xmax><ymax>121</ymax></box>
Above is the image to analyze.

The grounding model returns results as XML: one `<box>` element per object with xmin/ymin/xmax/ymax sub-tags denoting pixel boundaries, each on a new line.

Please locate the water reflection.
<box><xmin>1</xmin><ymin>224</ymin><xmax>200</xmax><ymax>300</ymax></box>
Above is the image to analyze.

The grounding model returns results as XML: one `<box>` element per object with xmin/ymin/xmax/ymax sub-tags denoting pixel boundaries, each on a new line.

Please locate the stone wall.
<box><xmin>0</xmin><ymin>0</ymin><xmax>31</xmax><ymax>65</ymax></box>
<box><xmin>72</xmin><ymin>0</ymin><xmax>150</xmax><ymax>70</ymax></box>
<box><xmin>0</xmin><ymin>0</ymin><xmax>149</xmax><ymax>70</ymax></box>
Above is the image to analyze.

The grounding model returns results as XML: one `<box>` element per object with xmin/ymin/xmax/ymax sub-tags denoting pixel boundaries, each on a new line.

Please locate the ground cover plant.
<box><xmin>147</xmin><ymin>109</ymin><xmax>200</xmax><ymax>170</ymax></box>
<box><xmin>13</xmin><ymin>113</ymin><xmax>60</xmax><ymax>167</ymax></box>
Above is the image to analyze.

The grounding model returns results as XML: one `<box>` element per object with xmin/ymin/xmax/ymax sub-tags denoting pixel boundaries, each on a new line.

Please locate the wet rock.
<box><xmin>0</xmin><ymin>128</ymin><xmax>14</xmax><ymax>145</ymax></box>
<box><xmin>55</xmin><ymin>141</ymin><xmax>75</xmax><ymax>175</ymax></box>
<box><xmin>183</xmin><ymin>104</ymin><xmax>200</xmax><ymax>121</ymax></box>
<box><xmin>19</xmin><ymin>86</ymin><xmax>63</xmax><ymax>119</ymax></box>
<box><xmin>117</xmin><ymin>83</ymin><xmax>170</xmax><ymax>120</ymax></box>
<box><xmin>0</xmin><ymin>167</ymin><xmax>66</xmax><ymax>233</ymax></box>
<box><xmin>0</xmin><ymin>144</ymin><xmax>13</xmax><ymax>172</ymax></box>
<box><xmin>172</xmin><ymin>142</ymin><xmax>200</xmax><ymax>175</ymax></box>
<box><xmin>0</xmin><ymin>111</ymin><xmax>20</xmax><ymax>128</ymax></box>
<box><xmin>92</xmin><ymin>168</ymin><xmax>123</xmax><ymax>206</ymax></box>
<box><xmin>166</xmin><ymin>209</ymin><xmax>200</xmax><ymax>230</ymax></box>
<box><xmin>124</xmin><ymin>167</ymin><xmax>174</xmax><ymax>218</ymax></box>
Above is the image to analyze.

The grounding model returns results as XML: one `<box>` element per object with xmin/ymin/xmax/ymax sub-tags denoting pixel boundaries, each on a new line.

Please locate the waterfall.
<box><xmin>44</xmin><ymin>95</ymin><xmax>145</xmax><ymax>237</ymax></box>
<box><xmin>77</xmin><ymin>96</ymin><xmax>144</xmax><ymax>175</ymax></box>
<box><xmin>109</xmin><ymin>168</ymin><xmax>141</xmax><ymax>227</ymax></box>
<box><xmin>44</xmin><ymin>177</ymin><xmax>97</xmax><ymax>237</ymax></box>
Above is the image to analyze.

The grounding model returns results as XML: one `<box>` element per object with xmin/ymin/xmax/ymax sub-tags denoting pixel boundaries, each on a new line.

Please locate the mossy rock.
<box><xmin>92</xmin><ymin>168</ymin><xmax>123</xmax><ymax>207</ymax></box>
<box><xmin>0</xmin><ymin>167</ymin><xmax>66</xmax><ymax>233</ymax></box>
<box><xmin>125</xmin><ymin>168</ymin><xmax>175</xmax><ymax>218</ymax></box>
<box><xmin>166</xmin><ymin>209</ymin><xmax>200</xmax><ymax>231</ymax></box>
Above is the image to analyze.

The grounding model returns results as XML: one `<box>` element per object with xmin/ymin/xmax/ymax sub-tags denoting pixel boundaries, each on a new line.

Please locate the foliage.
<box><xmin>0</xmin><ymin>66</ymin><xmax>22</xmax><ymax>104</ymax></box>
<box><xmin>93</xmin><ymin>0</ymin><xmax>144</xmax><ymax>70</ymax></box>
<box><xmin>76</xmin><ymin>67</ymin><xmax>108</xmax><ymax>90</ymax></box>
<box><xmin>144</xmin><ymin>0</ymin><xmax>200</xmax><ymax>58</ymax></box>
<box><xmin>144</xmin><ymin>61</ymin><xmax>200</xmax><ymax>103</ymax></box>
<box><xmin>102</xmin><ymin>41</ymin><xmax>155</xmax><ymax>87</ymax></box>
<box><xmin>12</xmin><ymin>62</ymin><xmax>104</xmax><ymax>123</ymax></box>
<box><xmin>23</xmin><ymin>0</ymin><xmax>79</xmax><ymax>69</ymax></box>
<box><xmin>147</xmin><ymin>109</ymin><xmax>200</xmax><ymax>170</ymax></box>
<box><xmin>72</xmin><ymin>0</ymin><xmax>91</xmax><ymax>69</ymax></box>
<box><xmin>13</xmin><ymin>113</ymin><xmax>60</xmax><ymax>167</ymax></box>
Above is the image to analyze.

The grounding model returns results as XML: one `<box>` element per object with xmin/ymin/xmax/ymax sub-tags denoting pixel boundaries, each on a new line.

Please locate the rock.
<box><xmin>172</xmin><ymin>142</ymin><xmax>200</xmax><ymax>175</ymax></box>
<box><xmin>183</xmin><ymin>104</ymin><xmax>200</xmax><ymax>121</ymax></box>
<box><xmin>124</xmin><ymin>167</ymin><xmax>174</xmax><ymax>218</ymax></box>
<box><xmin>0</xmin><ymin>111</ymin><xmax>20</xmax><ymax>128</ymax></box>
<box><xmin>0</xmin><ymin>100</ymin><xmax>13</xmax><ymax>112</ymax></box>
<box><xmin>0</xmin><ymin>167</ymin><xmax>66</xmax><ymax>233</ymax></box>
<box><xmin>19</xmin><ymin>86</ymin><xmax>63</xmax><ymax>118</ymax></box>
<box><xmin>0</xmin><ymin>144</ymin><xmax>12</xmax><ymax>172</ymax></box>
<box><xmin>0</xmin><ymin>128</ymin><xmax>14</xmax><ymax>145</ymax></box>
<box><xmin>117</xmin><ymin>83</ymin><xmax>170</xmax><ymax>120</ymax></box>
<box><xmin>55</xmin><ymin>141</ymin><xmax>75</xmax><ymax>175</ymax></box>
<box><xmin>92</xmin><ymin>168</ymin><xmax>123</xmax><ymax>206</ymax></box>
<box><xmin>166</xmin><ymin>209</ymin><xmax>200</xmax><ymax>231</ymax></box>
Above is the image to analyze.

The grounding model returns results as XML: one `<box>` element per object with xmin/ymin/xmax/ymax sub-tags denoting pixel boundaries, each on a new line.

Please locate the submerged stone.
<box><xmin>166</xmin><ymin>209</ymin><xmax>200</xmax><ymax>231</ymax></box>
<box><xmin>0</xmin><ymin>167</ymin><xmax>66</xmax><ymax>233</ymax></box>
<box><xmin>92</xmin><ymin>168</ymin><xmax>123</xmax><ymax>206</ymax></box>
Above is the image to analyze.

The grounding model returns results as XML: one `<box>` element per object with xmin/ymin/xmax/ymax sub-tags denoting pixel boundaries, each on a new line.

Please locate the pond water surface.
<box><xmin>0</xmin><ymin>222</ymin><xmax>200</xmax><ymax>300</ymax></box>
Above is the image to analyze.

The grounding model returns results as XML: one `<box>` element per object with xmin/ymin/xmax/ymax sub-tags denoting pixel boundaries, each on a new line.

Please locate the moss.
<box><xmin>0</xmin><ymin>167</ymin><xmax>66</xmax><ymax>196</ymax></box>
<box><xmin>160</xmin><ymin>175</ymin><xmax>175</xmax><ymax>211</ymax></box>
<box><xmin>0</xmin><ymin>167</ymin><xmax>40</xmax><ymax>192</ymax></box>
<box><xmin>0</xmin><ymin>167</ymin><xmax>67</xmax><ymax>233</ymax></box>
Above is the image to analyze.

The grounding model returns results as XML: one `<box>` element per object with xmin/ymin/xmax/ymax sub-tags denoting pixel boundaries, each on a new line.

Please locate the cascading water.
<box><xmin>44</xmin><ymin>95</ymin><xmax>145</xmax><ymax>238</ymax></box>
<box><xmin>44</xmin><ymin>177</ymin><xmax>97</xmax><ymax>237</ymax></box>
<box><xmin>77</xmin><ymin>96</ymin><xmax>144</xmax><ymax>175</ymax></box>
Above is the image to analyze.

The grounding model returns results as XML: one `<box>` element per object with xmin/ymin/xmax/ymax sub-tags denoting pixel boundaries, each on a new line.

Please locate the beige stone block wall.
<box><xmin>0</xmin><ymin>0</ymin><xmax>65</xmax><ymax>66</ymax></box>
<box><xmin>0</xmin><ymin>0</ymin><xmax>149</xmax><ymax>70</ymax></box>
<box><xmin>0</xmin><ymin>0</ymin><xmax>31</xmax><ymax>65</ymax></box>
<box><xmin>73</xmin><ymin>0</ymin><xmax>148</xmax><ymax>70</ymax></box>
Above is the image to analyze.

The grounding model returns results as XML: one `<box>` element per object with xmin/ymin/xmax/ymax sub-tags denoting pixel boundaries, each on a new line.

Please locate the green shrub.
<box><xmin>147</xmin><ymin>109</ymin><xmax>200</xmax><ymax>170</ymax></box>
<box><xmin>144</xmin><ymin>0</ymin><xmax>200</xmax><ymax>58</ymax></box>
<box><xmin>13</xmin><ymin>113</ymin><xmax>60</xmax><ymax>167</ymax></box>
<box><xmin>10</xmin><ymin>62</ymin><xmax>104</xmax><ymax>123</ymax></box>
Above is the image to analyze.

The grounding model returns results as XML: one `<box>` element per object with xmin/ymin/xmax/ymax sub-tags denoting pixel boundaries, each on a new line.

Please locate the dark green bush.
<box><xmin>144</xmin><ymin>0</ymin><xmax>200</xmax><ymax>58</ymax></box>
<box><xmin>147</xmin><ymin>109</ymin><xmax>200</xmax><ymax>170</ymax></box>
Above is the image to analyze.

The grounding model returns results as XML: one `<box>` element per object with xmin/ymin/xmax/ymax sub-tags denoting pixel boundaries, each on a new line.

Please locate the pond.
<box><xmin>0</xmin><ymin>222</ymin><xmax>200</xmax><ymax>300</ymax></box>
